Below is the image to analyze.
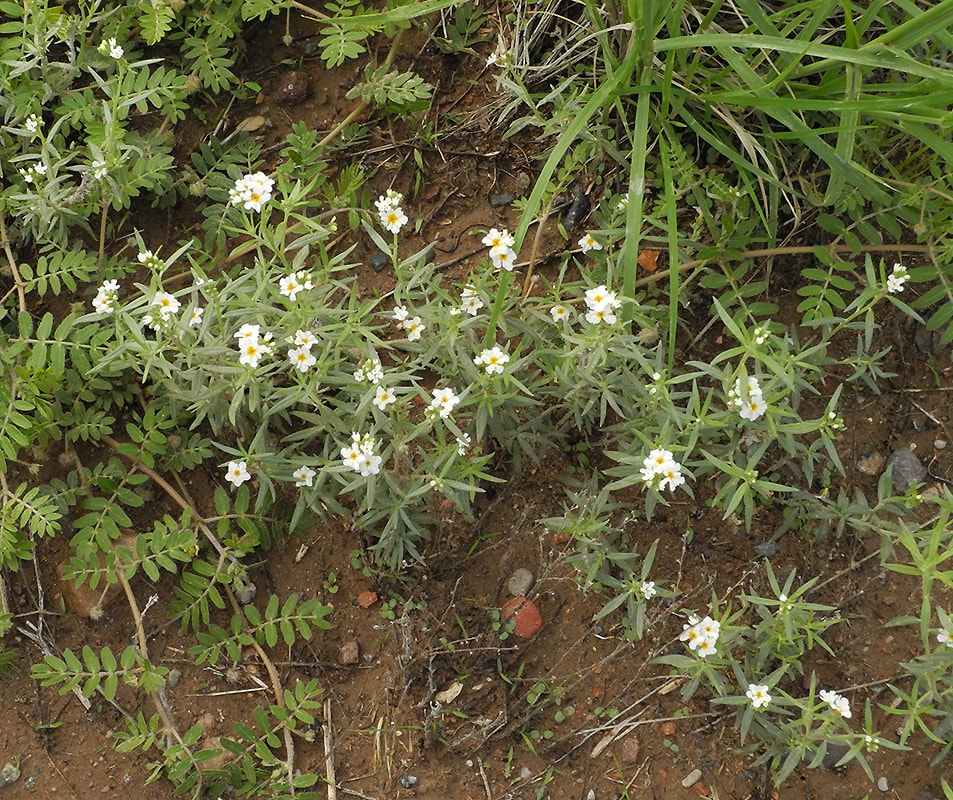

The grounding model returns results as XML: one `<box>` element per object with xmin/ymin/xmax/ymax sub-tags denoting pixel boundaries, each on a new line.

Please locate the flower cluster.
<box><xmin>393</xmin><ymin>305</ymin><xmax>425</xmax><ymax>341</ymax></box>
<box><xmin>728</xmin><ymin>376</ymin><xmax>767</xmax><ymax>421</ymax></box>
<box><xmin>639</xmin><ymin>448</ymin><xmax>686</xmax><ymax>493</ymax></box>
<box><xmin>459</xmin><ymin>285</ymin><xmax>484</xmax><ymax>316</ymax></box>
<box><xmin>24</xmin><ymin>114</ymin><xmax>40</xmax><ymax>135</ymax></box>
<box><xmin>92</xmin><ymin>280</ymin><xmax>120</xmax><ymax>314</ymax></box>
<box><xmin>235</xmin><ymin>323</ymin><xmax>272</xmax><ymax>368</ymax></box>
<box><xmin>430</xmin><ymin>387</ymin><xmax>460</xmax><ymax>419</ymax></box>
<box><xmin>887</xmin><ymin>262</ymin><xmax>909</xmax><ymax>294</ymax></box>
<box><xmin>818</xmin><ymin>688</ymin><xmax>851</xmax><ymax>719</ymax></box>
<box><xmin>486</xmin><ymin>48</ymin><xmax>512</xmax><ymax>68</ymax></box>
<box><xmin>746</xmin><ymin>683</ymin><xmax>771</xmax><ymax>710</ymax></box>
<box><xmin>138</xmin><ymin>249</ymin><xmax>163</xmax><ymax>269</ymax></box>
<box><xmin>578</xmin><ymin>233</ymin><xmax>602</xmax><ymax>253</ymax></box>
<box><xmin>584</xmin><ymin>284</ymin><xmax>621</xmax><ymax>325</ymax></box>
<box><xmin>474</xmin><ymin>346</ymin><xmax>510</xmax><ymax>374</ymax></box>
<box><xmin>99</xmin><ymin>37</ymin><xmax>124</xmax><ymax>59</ymax></box>
<box><xmin>483</xmin><ymin>228</ymin><xmax>517</xmax><ymax>271</ymax></box>
<box><xmin>679</xmin><ymin>614</ymin><xmax>720</xmax><ymax>658</ymax></box>
<box><xmin>341</xmin><ymin>432</ymin><xmax>382</xmax><ymax>476</ymax></box>
<box><xmin>285</xmin><ymin>329</ymin><xmax>318</xmax><ymax>373</ymax></box>
<box><xmin>375</xmin><ymin>190</ymin><xmax>408</xmax><ymax>234</ymax></box>
<box><xmin>229</xmin><ymin>172</ymin><xmax>275</xmax><ymax>213</ymax></box>
<box><xmin>146</xmin><ymin>291</ymin><xmax>181</xmax><ymax>330</ymax></box>
<box><xmin>19</xmin><ymin>161</ymin><xmax>47</xmax><ymax>184</ymax></box>
<box><xmin>278</xmin><ymin>270</ymin><xmax>313</xmax><ymax>302</ymax></box>
<box><xmin>353</xmin><ymin>358</ymin><xmax>384</xmax><ymax>384</ymax></box>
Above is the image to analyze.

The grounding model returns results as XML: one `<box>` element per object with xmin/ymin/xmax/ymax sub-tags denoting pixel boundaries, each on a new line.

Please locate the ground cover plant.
<box><xmin>1</xmin><ymin>0</ymin><xmax>953</xmax><ymax>797</ymax></box>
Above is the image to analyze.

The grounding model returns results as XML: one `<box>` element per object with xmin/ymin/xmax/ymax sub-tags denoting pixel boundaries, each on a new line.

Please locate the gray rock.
<box><xmin>0</xmin><ymin>761</ymin><xmax>19</xmax><ymax>787</ymax></box>
<box><xmin>235</xmin><ymin>581</ymin><xmax>257</xmax><ymax>605</ymax></box>
<box><xmin>339</xmin><ymin>640</ymin><xmax>360</xmax><ymax>666</ymax></box>
<box><xmin>877</xmin><ymin>776</ymin><xmax>889</xmax><ymax>792</ymax></box>
<box><xmin>398</xmin><ymin>774</ymin><xmax>418</xmax><ymax>789</ymax></box>
<box><xmin>370</xmin><ymin>253</ymin><xmax>390</xmax><ymax>273</ymax></box>
<box><xmin>753</xmin><ymin>541</ymin><xmax>778</xmax><ymax>558</ymax></box>
<box><xmin>167</xmin><ymin>668</ymin><xmax>182</xmax><ymax>688</ymax></box>
<box><xmin>507</xmin><ymin>568</ymin><xmax>535</xmax><ymax>597</ymax></box>
<box><xmin>489</xmin><ymin>193</ymin><xmax>514</xmax><ymax>207</ymax></box>
<box><xmin>820</xmin><ymin>743</ymin><xmax>849</xmax><ymax>769</ymax></box>
<box><xmin>886</xmin><ymin>447</ymin><xmax>927</xmax><ymax>490</ymax></box>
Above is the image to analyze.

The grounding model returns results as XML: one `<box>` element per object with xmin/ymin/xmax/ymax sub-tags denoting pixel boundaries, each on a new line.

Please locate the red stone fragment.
<box><xmin>356</xmin><ymin>590</ymin><xmax>379</xmax><ymax>608</ymax></box>
<box><xmin>501</xmin><ymin>595</ymin><xmax>543</xmax><ymax>639</ymax></box>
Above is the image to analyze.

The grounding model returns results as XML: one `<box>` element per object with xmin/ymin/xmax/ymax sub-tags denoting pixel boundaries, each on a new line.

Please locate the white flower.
<box><xmin>340</xmin><ymin>444</ymin><xmax>361</xmax><ymax>471</ymax></box>
<box><xmin>578</xmin><ymin>233</ymin><xmax>602</xmax><ymax>253</ymax></box>
<box><xmin>739</xmin><ymin>395</ymin><xmax>767</xmax><ymax>421</ymax></box>
<box><xmin>99</xmin><ymin>37</ymin><xmax>124</xmax><ymax>59</ymax></box>
<box><xmin>292</xmin><ymin>329</ymin><xmax>317</xmax><ymax>348</ymax></box>
<box><xmin>19</xmin><ymin>168</ymin><xmax>35</xmax><ymax>183</ymax></box>
<box><xmin>431</xmin><ymin>387</ymin><xmax>460</xmax><ymax>419</ymax></box>
<box><xmin>92</xmin><ymin>280</ymin><xmax>120</xmax><ymax>314</ymax></box>
<box><xmin>939</xmin><ymin>628</ymin><xmax>953</xmax><ymax>648</ymax></box>
<box><xmin>680</xmin><ymin>614</ymin><xmax>720</xmax><ymax>657</ymax></box>
<box><xmin>342</xmin><ymin>433</ymin><xmax>383</xmax><ymax>476</ymax></box>
<box><xmin>819</xmin><ymin>689</ymin><xmax>851</xmax><ymax>719</ymax></box>
<box><xmin>188</xmin><ymin>306</ymin><xmax>204</xmax><ymax>327</ymax></box>
<box><xmin>278</xmin><ymin>270</ymin><xmax>313</xmax><ymax>301</ymax></box>
<box><xmin>392</xmin><ymin>305</ymin><xmax>410</xmax><ymax>322</ymax></box>
<box><xmin>379</xmin><ymin>205</ymin><xmax>408</xmax><ymax>234</ymax></box>
<box><xmin>152</xmin><ymin>292</ymin><xmax>181</xmax><ymax>319</ymax></box>
<box><xmin>616</xmin><ymin>192</ymin><xmax>630</xmax><ymax>212</ymax></box>
<box><xmin>225</xmin><ymin>460</ymin><xmax>251</xmax><ymax>487</ymax></box>
<box><xmin>239</xmin><ymin>339</ymin><xmax>270</xmax><ymax>368</ymax></box>
<box><xmin>456</xmin><ymin>433</ymin><xmax>472</xmax><ymax>456</ymax></box>
<box><xmin>752</xmin><ymin>325</ymin><xmax>768</xmax><ymax>345</ymax></box>
<box><xmin>235</xmin><ymin>323</ymin><xmax>261</xmax><ymax>344</ymax></box>
<box><xmin>730</xmin><ymin>376</ymin><xmax>767</xmax><ymax>421</ymax></box>
<box><xmin>293</xmin><ymin>465</ymin><xmax>316</xmax><ymax>487</ymax></box>
<box><xmin>695</xmin><ymin>637</ymin><xmax>717</xmax><ymax>658</ymax></box>
<box><xmin>584</xmin><ymin>285</ymin><xmax>620</xmax><ymax>312</ymax></box>
<box><xmin>374</xmin><ymin>190</ymin><xmax>403</xmax><ymax>214</ymax></box>
<box><xmin>358</xmin><ymin>451</ymin><xmax>382</xmax><ymax>476</ymax></box>
<box><xmin>887</xmin><ymin>262</ymin><xmax>909</xmax><ymax>294</ymax></box>
<box><xmin>288</xmin><ymin>346</ymin><xmax>316</xmax><ymax>373</ymax></box>
<box><xmin>585</xmin><ymin>306</ymin><xmax>617</xmax><ymax>325</ymax></box>
<box><xmin>746</xmin><ymin>684</ymin><xmax>771</xmax><ymax>710</ymax></box>
<box><xmin>25</xmin><ymin>114</ymin><xmax>40</xmax><ymax>134</ymax></box>
<box><xmin>91</xmin><ymin>159</ymin><xmax>107</xmax><ymax>179</ymax></box>
<box><xmin>34</xmin><ymin>162</ymin><xmax>47</xmax><ymax>176</ymax></box>
<box><xmin>229</xmin><ymin>172</ymin><xmax>275</xmax><ymax>212</ymax></box>
<box><xmin>490</xmin><ymin>245</ymin><xmax>517</xmax><ymax>271</ymax></box>
<box><xmin>403</xmin><ymin>316</ymin><xmax>425</xmax><ymax>341</ymax></box>
<box><xmin>474</xmin><ymin>346</ymin><xmax>510</xmax><ymax>374</ymax></box>
<box><xmin>550</xmin><ymin>304</ymin><xmax>570</xmax><ymax>322</ymax></box>
<box><xmin>462</xmin><ymin>295</ymin><xmax>485</xmax><ymax>316</ymax></box>
<box><xmin>658</xmin><ymin>464</ymin><xmax>686</xmax><ymax>492</ymax></box>
<box><xmin>373</xmin><ymin>385</ymin><xmax>397</xmax><ymax>411</ymax></box>
<box><xmin>640</xmin><ymin>580</ymin><xmax>657</xmax><ymax>600</ymax></box>
<box><xmin>137</xmin><ymin>250</ymin><xmax>162</xmax><ymax>269</ymax></box>
<box><xmin>482</xmin><ymin>228</ymin><xmax>515</xmax><ymax>250</ymax></box>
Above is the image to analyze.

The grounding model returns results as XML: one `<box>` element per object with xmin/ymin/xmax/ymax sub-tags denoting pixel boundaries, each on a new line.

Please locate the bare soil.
<box><xmin>2</xmin><ymin>11</ymin><xmax>952</xmax><ymax>800</ymax></box>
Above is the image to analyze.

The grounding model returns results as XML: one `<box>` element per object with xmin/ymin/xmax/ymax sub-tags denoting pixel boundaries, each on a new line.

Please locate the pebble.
<box><xmin>370</xmin><ymin>253</ymin><xmax>390</xmax><ymax>273</ymax></box>
<box><xmin>519</xmin><ymin>767</ymin><xmax>532</xmax><ymax>780</ymax></box>
<box><xmin>235</xmin><ymin>582</ymin><xmax>257</xmax><ymax>605</ymax></box>
<box><xmin>935</xmin><ymin>439</ymin><xmax>947</xmax><ymax>450</ymax></box>
<box><xmin>878</xmin><ymin>776</ymin><xmax>890</xmax><ymax>792</ymax></box>
<box><xmin>398</xmin><ymin>774</ymin><xmax>418</xmax><ymax>789</ymax></box>
<box><xmin>753</xmin><ymin>540</ymin><xmax>778</xmax><ymax>558</ymax></box>
<box><xmin>619</xmin><ymin>734</ymin><xmax>640</xmax><ymax>763</ymax></box>
<box><xmin>821</xmin><ymin>743</ymin><xmax>849</xmax><ymax>769</ymax></box>
<box><xmin>0</xmin><ymin>761</ymin><xmax>20</xmax><ymax>787</ymax></box>
<box><xmin>743</xmin><ymin>768</ymin><xmax>757</xmax><ymax>780</ymax></box>
<box><xmin>339</xmin><ymin>640</ymin><xmax>360</xmax><ymax>666</ymax></box>
<box><xmin>507</xmin><ymin>568</ymin><xmax>535</xmax><ymax>597</ymax></box>
<box><xmin>856</xmin><ymin>451</ymin><xmax>885</xmax><ymax>476</ymax></box>
<box><xmin>560</xmin><ymin>185</ymin><xmax>590</xmax><ymax>228</ymax></box>
<box><xmin>167</xmin><ymin>668</ymin><xmax>182</xmax><ymax>688</ymax></box>
<box><xmin>886</xmin><ymin>447</ymin><xmax>927</xmax><ymax>490</ymax></box>
<box><xmin>500</xmin><ymin>596</ymin><xmax>543</xmax><ymax>639</ymax></box>
<box><xmin>272</xmin><ymin>71</ymin><xmax>312</xmax><ymax>105</ymax></box>
<box><xmin>489</xmin><ymin>192</ymin><xmax>514</xmax><ymax>207</ymax></box>
<box><xmin>681</xmin><ymin>768</ymin><xmax>702</xmax><ymax>788</ymax></box>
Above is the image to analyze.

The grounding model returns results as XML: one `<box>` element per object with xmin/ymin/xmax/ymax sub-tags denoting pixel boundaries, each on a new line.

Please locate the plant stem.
<box><xmin>0</xmin><ymin>212</ymin><xmax>27</xmax><ymax>313</ymax></box>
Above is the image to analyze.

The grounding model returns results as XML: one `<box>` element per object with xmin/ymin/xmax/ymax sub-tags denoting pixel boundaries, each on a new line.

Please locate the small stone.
<box><xmin>681</xmin><ymin>768</ymin><xmax>702</xmax><ymax>788</ymax></box>
<box><xmin>370</xmin><ymin>253</ymin><xmax>390</xmax><ymax>273</ymax></box>
<box><xmin>660</xmin><ymin>721</ymin><xmax>676</xmax><ymax>736</ymax></box>
<box><xmin>742</xmin><ymin>769</ymin><xmax>757</xmax><ymax>780</ymax></box>
<box><xmin>519</xmin><ymin>767</ymin><xmax>532</xmax><ymax>780</ymax></box>
<box><xmin>878</xmin><ymin>776</ymin><xmax>890</xmax><ymax>792</ymax></box>
<box><xmin>560</xmin><ymin>185</ymin><xmax>590</xmax><ymax>229</ymax></box>
<box><xmin>821</xmin><ymin>743</ymin><xmax>849</xmax><ymax>769</ymax></box>
<box><xmin>398</xmin><ymin>774</ymin><xmax>418</xmax><ymax>789</ymax></box>
<box><xmin>339</xmin><ymin>640</ymin><xmax>360</xmax><ymax>666</ymax></box>
<box><xmin>619</xmin><ymin>734</ymin><xmax>640</xmax><ymax>763</ymax></box>
<box><xmin>356</xmin><ymin>590</ymin><xmax>379</xmax><ymax>608</ymax></box>
<box><xmin>489</xmin><ymin>192</ymin><xmax>514</xmax><ymax>207</ymax></box>
<box><xmin>500</xmin><ymin>596</ymin><xmax>543</xmax><ymax>639</ymax></box>
<box><xmin>935</xmin><ymin>439</ymin><xmax>947</xmax><ymax>450</ymax></box>
<box><xmin>273</xmin><ymin>71</ymin><xmax>312</xmax><ymax>105</ymax></box>
<box><xmin>585</xmin><ymin>790</ymin><xmax>595</xmax><ymax>800</ymax></box>
<box><xmin>235</xmin><ymin>581</ymin><xmax>257</xmax><ymax>605</ymax></box>
<box><xmin>507</xmin><ymin>568</ymin><xmax>535</xmax><ymax>597</ymax></box>
<box><xmin>167</xmin><ymin>668</ymin><xmax>182</xmax><ymax>688</ymax></box>
<box><xmin>856</xmin><ymin>451</ymin><xmax>885</xmax><ymax>476</ymax></box>
<box><xmin>0</xmin><ymin>761</ymin><xmax>19</xmax><ymax>787</ymax></box>
<box><xmin>886</xmin><ymin>447</ymin><xmax>927</xmax><ymax>490</ymax></box>
<box><xmin>752</xmin><ymin>541</ymin><xmax>778</xmax><ymax>558</ymax></box>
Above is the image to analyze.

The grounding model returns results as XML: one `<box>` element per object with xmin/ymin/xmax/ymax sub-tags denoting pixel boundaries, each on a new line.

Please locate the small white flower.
<box><xmin>937</xmin><ymin>628</ymin><xmax>953</xmax><ymax>648</ymax></box>
<box><xmin>225</xmin><ymin>460</ymin><xmax>251</xmax><ymax>488</ymax></box>
<box><xmin>137</xmin><ymin>250</ymin><xmax>162</xmax><ymax>269</ymax></box>
<box><xmin>293</xmin><ymin>465</ymin><xmax>316</xmax><ymax>488</ymax></box>
<box><xmin>819</xmin><ymin>689</ymin><xmax>851</xmax><ymax>719</ymax></box>
<box><xmin>374</xmin><ymin>190</ymin><xmax>403</xmax><ymax>214</ymax></box>
<box><xmin>92</xmin><ymin>280</ymin><xmax>120</xmax><ymax>314</ymax></box>
<box><xmin>585</xmin><ymin>306</ymin><xmax>617</xmax><ymax>325</ymax></box>
<box><xmin>403</xmin><ymin>316</ymin><xmax>425</xmax><ymax>341</ymax></box>
<box><xmin>188</xmin><ymin>306</ymin><xmax>204</xmax><ymax>327</ymax></box>
<box><xmin>474</xmin><ymin>346</ymin><xmax>510</xmax><ymax>374</ymax></box>
<box><xmin>584</xmin><ymin>285</ymin><xmax>620</xmax><ymax>312</ymax></box>
<box><xmin>431</xmin><ymin>387</ymin><xmax>460</xmax><ymax>418</ymax></box>
<box><xmin>578</xmin><ymin>233</ymin><xmax>602</xmax><ymax>253</ymax></box>
<box><xmin>462</xmin><ymin>295</ymin><xmax>485</xmax><ymax>316</ymax></box>
<box><xmin>739</xmin><ymin>395</ymin><xmax>767</xmax><ymax>421</ymax></box>
<box><xmin>616</xmin><ymin>192</ymin><xmax>630</xmax><ymax>212</ymax></box>
<box><xmin>288</xmin><ymin>346</ymin><xmax>316</xmax><ymax>373</ymax></box>
<box><xmin>25</xmin><ymin>114</ymin><xmax>40</xmax><ymax>134</ymax></box>
<box><xmin>91</xmin><ymin>159</ymin><xmax>107</xmax><ymax>179</ymax></box>
<box><xmin>341</xmin><ymin>444</ymin><xmax>362</xmax><ymax>471</ymax></box>
<box><xmin>380</xmin><ymin>205</ymin><xmax>408</xmax><ymax>234</ymax></box>
<box><xmin>33</xmin><ymin>162</ymin><xmax>47</xmax><ymax>176</ymax></box>
<box><xmin>278</xmin><ymin>270</ymin><xmax>313</xmax><ymax>302</ymax></box>
<box><xmin>235</xmin><ymin>323</ymin><xmax>261</xmax><ymax>344</ymax></box>
<box><xmin>373</xmin><ymin>385</ymin><xmax>397</xmax><ymax>411</ymax></box>
<box><xmin>230</xmin><ymin>172</ymin><xmax>274</xmax><ymax>212</ymax></box>
<box><xmin>482</xmin><ymin>228</ymin><xmax>515</xmax><ymax>250</ymax></box>
<box><xmin>152</xmin><ymin>292</ymin><xmax>181</xmax><ymax>319</ymax></box>
<box><xmin>490</xmin><ymin>245</ymin><xmax>517</xmax><ymax>271</ymax></box>
<box><xmin>456</xmin><ymin>433</ymin><xmax>472</xmax><ymax>456</ymax></box>
<box><xmin>108</xmin><ymin>38</ymin><xmax>123</xmax><ymax>59</ymax></box>
<box><xmin>550</xmin><ymin>304</ymin><xmax>570</xmax><ymax>322</ymax></box>
<box><xmin>19</xmin><ymin>168</ymin><xmax>35</xmax><ymax>183</ymax></box>
<box><xmin>658</xmin><ymin>465</ymin><xmax>685</xmax><ymax>492</ymax></box>
<box><xmin>239</xmin><ymin>340</ymin><xmax>270</xmax><ymax>368</ymax></box>
<box><xmin>746</xmin><ymin>684</ymin><xmax>771</xmax><ymax>710</ymax></box>
<box><xmin>292</xmin><ymin>329</ymin><xmax>317</xmax><ymax>348</ymax></box>
<box><xmin>358</xmin><ymin>451</ymin><xmax>382</xmax><ymax>476</ymax></box>
<box><xmin>695</xmin><ymin>637</ymin><xmax>717</xmax><ymax>658</ymax></box>
<box><xmin>392</xmin><ymin>305</ymin><xmax>410</xmax><ymax>322</ymax></box>
<box><xmin>887</xmin><ymin>262</ymin><xmax>909</xmax><ymax>294</ymax></box>
<box><xmin>640</xmin><ymin>580</ymin><xmax>657</xmax><ymax>600</ymax></box>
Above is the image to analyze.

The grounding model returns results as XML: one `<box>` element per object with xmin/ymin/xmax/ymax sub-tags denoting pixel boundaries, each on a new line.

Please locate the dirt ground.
<box><xmin>2</xmin><ymin>11</ymin><xmax>952</xmax><ymax>800</ymax></box>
